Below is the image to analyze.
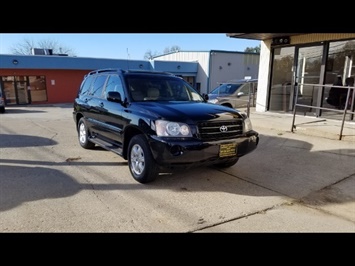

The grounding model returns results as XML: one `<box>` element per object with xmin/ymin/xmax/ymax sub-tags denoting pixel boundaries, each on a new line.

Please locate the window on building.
<box><xmin>29</xmin><ymin>76</ymin><xmax>47</xmax><ymax>102</ymax></box>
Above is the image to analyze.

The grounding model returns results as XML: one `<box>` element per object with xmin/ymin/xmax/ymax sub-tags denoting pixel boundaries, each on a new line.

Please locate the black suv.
<box><xmin>73</xmin><ymin>68</ymin><xmax>259</xmax><ymax>184</ymax></box>
<box><xmin>0</xmin><ymin>89</ymin><xmax>5</xmax><ymax>113</ymax></box>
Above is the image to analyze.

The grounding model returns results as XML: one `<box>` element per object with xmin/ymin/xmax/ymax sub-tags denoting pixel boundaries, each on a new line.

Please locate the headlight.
<box><xmin>239</xmin><ymin>112</ymin><xmax>253</xmax><ymax>132</ymax></box>
<box><xmin>208</xmin><ymin>99</ymin><xmax>218</xmax><ymax>104</ymax></box>
<box><xmin>243</xmin><ymin>117</ymin><xmax>253</xmax><ymax>132</ymax></box>
<box><xmin>154</xmin><ymin>120</ymin><xmax>192</xmax><ymax>137</ymax></box>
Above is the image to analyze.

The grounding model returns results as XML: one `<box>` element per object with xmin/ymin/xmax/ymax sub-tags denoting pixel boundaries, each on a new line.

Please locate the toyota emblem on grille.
<box><xmin>220</xmin><ymin>125</ymin><xmax>228</xmax><ymax>132</ymax></box>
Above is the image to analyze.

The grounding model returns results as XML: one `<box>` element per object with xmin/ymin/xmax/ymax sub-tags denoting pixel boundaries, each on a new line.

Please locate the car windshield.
<box><xmin>126</xmin><ymin>75</ymin><xmax>204</xmax><ymax>102</ymax></box>
<box><xmin>209</xmin><ymin>83</ymin><xmax>243</xmax><ymax>95</ymax></box>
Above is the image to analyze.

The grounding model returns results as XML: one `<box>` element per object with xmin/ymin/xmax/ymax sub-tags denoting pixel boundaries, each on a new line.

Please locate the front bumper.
<box><xmin>149</xmin><ymin>131</ymin><xmax>259</xmax><ymax>168</ymax></box>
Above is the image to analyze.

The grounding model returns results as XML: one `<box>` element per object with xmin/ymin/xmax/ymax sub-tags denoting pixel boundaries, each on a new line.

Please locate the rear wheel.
<box><xmin>128</xmin><ymin>134</ymin><xmax>159</xmax><ymax>184</ymax></box>
<box><xmin>78</xmin><ymin>118</ymin><xmax>95</xmax><ymax>149</ymax></box>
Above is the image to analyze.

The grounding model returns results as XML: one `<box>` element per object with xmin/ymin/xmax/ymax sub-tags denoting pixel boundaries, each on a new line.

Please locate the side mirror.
<box><xmin>107</xmin><ymin>91</ymin><xmax>122</xmax><ymax>103</ymax></box>
<box><xmin>202</xmin><ymin>93</ymin><xmax>209</xmax><ymax>101</ymax></box>
<box><xmin>237</xmin><ymin>92</ymin><xmax>244</xmax><ymax>97</ymax></box>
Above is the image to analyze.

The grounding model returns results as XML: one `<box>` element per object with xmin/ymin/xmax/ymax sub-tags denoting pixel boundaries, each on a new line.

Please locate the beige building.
<box><xmin>153</xmin><ymin>50</ymin><xmax>260</xmax><ymax>94</ymax></box>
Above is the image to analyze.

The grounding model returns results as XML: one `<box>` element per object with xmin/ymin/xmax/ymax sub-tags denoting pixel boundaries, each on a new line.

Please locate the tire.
<box><xmin>213</xmin><ymin>158</ymin><xmax>239</xmax><ymax>168</ymax></box>
<box><xmin>128</xmin><ymin>134</ymin><xmax>159</xmax><ymax>184</ymax></box>
<box><xmin>78</xmin><ymin>118</ymin><xmax>95</xmax><ymax>149</ymax></box>
<box><xmin>0</xmin><ymin>107</ymin><xmax>5</xmax><ymax>113</ymax></box>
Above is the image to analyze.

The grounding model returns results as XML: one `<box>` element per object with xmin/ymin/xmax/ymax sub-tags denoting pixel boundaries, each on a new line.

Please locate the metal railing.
<box><xmin>245</xmin><ymin>88</ymin><xmax>257</xmax><ymax>117</ymax></box>
<box><xmin>291</xmin><ymin>83</ymin><xmax>355</xmax><ymax>140</ymax></box>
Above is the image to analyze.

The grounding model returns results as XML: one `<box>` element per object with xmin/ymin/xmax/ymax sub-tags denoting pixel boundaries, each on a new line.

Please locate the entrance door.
<box><xmin>15</xmin><ymin>76</ymin><xmax>30</xmax><ymax>104</ymax></box>
<box><xmin>269</xmin><ymin>46</ymin><xmax>295</xmax><ymax>112</ymax></box>
<box><xmin>2</xmin><ymin>76</ymin><xmax>17</xmax><ymax>105</ymax></box>
<box><xmin>293</xmin><ymin>45</ymin><xmax>324</xmax><ymax>115</ymax></box>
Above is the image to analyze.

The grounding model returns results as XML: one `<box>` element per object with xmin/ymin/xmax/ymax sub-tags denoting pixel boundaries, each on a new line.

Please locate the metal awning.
<box><xmin>226</xmin><ymin>33</ymin><xmax>305</xmax><ymax>40</ymax></box>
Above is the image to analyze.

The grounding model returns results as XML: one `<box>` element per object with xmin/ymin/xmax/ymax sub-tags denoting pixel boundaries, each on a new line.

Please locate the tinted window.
<box><xmin>126</xmin><ymin>75</ymin><xmax>204</xmax><ymax>102</ymax></box>
<box><xmin>91</xmin><ymin>75</ymin><xmax>108</xmax><ymax>98</ymax></box>
<box><xmin>105</xmin><ymin>75</ymin><xmax>125</xmax><ymax>99</ymax></box>
<box><xmin>79</xmin><ymin>75</ymin><xmax>95</xmax><ymax>96</ymax></box>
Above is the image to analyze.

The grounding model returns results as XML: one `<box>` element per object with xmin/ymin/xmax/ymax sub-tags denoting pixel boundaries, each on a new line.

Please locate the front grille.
<box><xmin>197</xmin><ymin>119</ymin><xmax>244</xmax><ymax>141</ymax></box>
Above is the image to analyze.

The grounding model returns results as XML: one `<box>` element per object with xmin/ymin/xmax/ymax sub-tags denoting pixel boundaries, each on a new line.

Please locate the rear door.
<box><xmin>75</xmin><ymin>74</ymin><xmax>96</xmax><ymax>127</ymax></box>
<box><xmin>98</xmin><ymin>74</ymin><xmax>126</xmax><ymax>144</ymax></box>
<box><xmin>88</xmin><ymin>74</ymin><xmax>109</xmax><ymax>137</ymax></box>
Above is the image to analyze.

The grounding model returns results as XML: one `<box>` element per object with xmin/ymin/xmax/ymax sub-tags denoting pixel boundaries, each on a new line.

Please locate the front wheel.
<box><xmin>128</xmin><ymin>134</ymin><xmax>159</xmax><ymax>184</ymax></box>
<box><xmin>77</xmin><ymin>118</ymin><xmax>95</xmax><ymax>149</ymax></box>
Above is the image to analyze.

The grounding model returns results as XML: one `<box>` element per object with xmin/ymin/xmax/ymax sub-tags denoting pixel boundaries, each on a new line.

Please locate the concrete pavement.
<box><xmin>247</xmin><ymin>107</ymin><xmax>355</xmax><ymax>142</ymax></box>
<box><xmin>0</xmin><ymin>103</ymin><xmax>354</xmax><ymax>232</ymax></box>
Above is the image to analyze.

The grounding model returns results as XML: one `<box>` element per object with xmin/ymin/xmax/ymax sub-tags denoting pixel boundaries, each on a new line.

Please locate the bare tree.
<box><xmin>163</xmin><ymin>45</ymin><xmax>180</xmax><ymax>54</ymax></box>
<box><xmin>10</xmin><ymin>38</ymin><xmax>76</xmax><ymax>56</ymax></box>
<box><xmin>145</xmin><ymin>45</ymin><xmax>181</xmax><ymax>60</ymax></box>
<box><xmin>144</xmin><ymin>49</ymin><xmax>159</xmax><ymax>60</ymax></box>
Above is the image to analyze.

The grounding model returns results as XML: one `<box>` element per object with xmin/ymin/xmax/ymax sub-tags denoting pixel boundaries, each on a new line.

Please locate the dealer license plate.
<box><xmin>219</xmin><ymin>143</ymin><xmax>237</xmax><ymax>157</ymax></box>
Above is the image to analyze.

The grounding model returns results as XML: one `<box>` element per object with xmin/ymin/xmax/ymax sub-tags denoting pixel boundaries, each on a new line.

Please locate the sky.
<box><xmin>0</xmin><ymin>33</ymin><xmax>260</xmax><ymax>60</ymax></box>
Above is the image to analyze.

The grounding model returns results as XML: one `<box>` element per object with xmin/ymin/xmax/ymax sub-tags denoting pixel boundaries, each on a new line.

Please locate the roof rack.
<box><xmin>87</xmin><ymin>68</ymin><xmax>124</xmax><ymax>76</ymax></box>
<box><xmin>218</xmin><ymin>78</ymin><xmax>258</xmax><ymax>85</ymax></box>
<box><xmin>85</xmin><ymin>68</ymin><xmax>177</xmax><ymax>77</ymax></box>
<box><xmin>125</xmin><ymin>69</ymin><xmax>175</xmax><ymax>76</ymax></box>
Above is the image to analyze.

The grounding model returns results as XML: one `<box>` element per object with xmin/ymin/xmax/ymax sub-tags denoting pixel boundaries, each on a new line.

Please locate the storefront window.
<box><xmin>0</xmin><ymin>75</ymin><xmax>48</xmax><ymax>105</ymax></box>
<box><xmin>269</xmin><ymin>38</ymin><xmax>355</xmax><ymax>119</ymax></box>
<box><xmin>29</xmin><ymin>76</ymin><xmax>48</xmax><ymax>102</ymax></box>
<box><xmin>322</xmin><ymin>39</ymin><xmax>355</xmax><ymax>118</ymax></box>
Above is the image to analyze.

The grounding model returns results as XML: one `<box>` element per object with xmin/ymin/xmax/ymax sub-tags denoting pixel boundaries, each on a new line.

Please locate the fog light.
<box><xmin>170</xmin><ymin>145</ymin><xmax>183</xmax><ymax>156</ymax></box>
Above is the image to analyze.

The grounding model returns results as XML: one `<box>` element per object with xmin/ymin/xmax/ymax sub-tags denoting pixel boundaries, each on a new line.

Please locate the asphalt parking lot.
<box><xmin>0</xmin><ymin>104</ymin><xmax>354</xmax><ymax>232</ymax></box>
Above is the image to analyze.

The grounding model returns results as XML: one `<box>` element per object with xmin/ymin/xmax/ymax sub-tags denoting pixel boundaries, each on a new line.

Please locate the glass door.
<box><xmin>293</xmin><ymin>45</ymin><xmax>324</xmax><ymax>115</ymax></box>
<box><xmin>15</xmin><ymin>76</ymin><xmax>30</xmax><ymax>104</ymax></box>
<box><xmin>2</xmin><ymin>76</ymin><xmax>17</xmax><ymax>105</ymax></box>
<box><xmin>269</xmin><ymin>46</ymin><xmax>295</xmax><ymax>112</ymax></box>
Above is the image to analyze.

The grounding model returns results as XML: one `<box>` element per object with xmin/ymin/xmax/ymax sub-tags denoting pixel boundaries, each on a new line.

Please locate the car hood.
<box><xmin>132</xmin><ymin>101</ymin><xmax>241</xmax><ymax>123</ymax></box>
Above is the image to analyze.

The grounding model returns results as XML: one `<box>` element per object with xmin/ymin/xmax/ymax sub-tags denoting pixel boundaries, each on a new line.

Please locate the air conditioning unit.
<box><xmin>31</xmin><ymin>48</ymin><xmax>53</xmax><ymax>55</ymax></box>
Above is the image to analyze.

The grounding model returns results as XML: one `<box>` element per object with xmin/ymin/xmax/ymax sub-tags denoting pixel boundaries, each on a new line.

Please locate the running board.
<box><xmin>89</xmin><ymin>137</ymin><xmax>123</xmax><ymax>156</ymax></box>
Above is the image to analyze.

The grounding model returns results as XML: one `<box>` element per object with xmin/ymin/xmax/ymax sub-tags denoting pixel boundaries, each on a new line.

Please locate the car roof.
<box><xmin>220</xmin><ymin>78</ymin><xmax>258</xmax><ymax>85</ymax></box>
<box><xmin>85</xmin><ymin>68</ymin><xmax>176</xmax><ymax>77</ymax></box>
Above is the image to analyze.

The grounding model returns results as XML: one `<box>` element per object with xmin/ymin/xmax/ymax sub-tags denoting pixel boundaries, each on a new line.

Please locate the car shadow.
<box><xmin>0</xmin><ymin>134</ymin><xmax>57</xmax><ymax>148</ymax></box>
<box><xmin>1</xmin><ymin>108</ymin><xmax>46</xmax><ymax>114</ymax></box>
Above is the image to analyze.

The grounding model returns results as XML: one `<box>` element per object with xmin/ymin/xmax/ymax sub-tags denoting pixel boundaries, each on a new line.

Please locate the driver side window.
<box><xmin>239</xmin><ymin>84</ymin><xmax>250</xmax><ymax>95</ymax></box>
<box><xmin>105</xmin><ymin>75</ymin><xmax>125</xmax><ymax>99</ymax></box>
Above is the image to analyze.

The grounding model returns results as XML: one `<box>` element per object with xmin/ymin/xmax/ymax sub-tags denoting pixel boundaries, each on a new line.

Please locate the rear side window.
<box><xmin>79</xmin><ymin>75</ymin><xmax>95</xmax><ymax>96</ymax></box>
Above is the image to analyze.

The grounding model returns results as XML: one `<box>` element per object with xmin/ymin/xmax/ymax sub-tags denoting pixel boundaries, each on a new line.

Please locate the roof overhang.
<box><xmin>226</xmin><ymin>33</ymin><xmax>305</xmax><ymax>41</ymax></box>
